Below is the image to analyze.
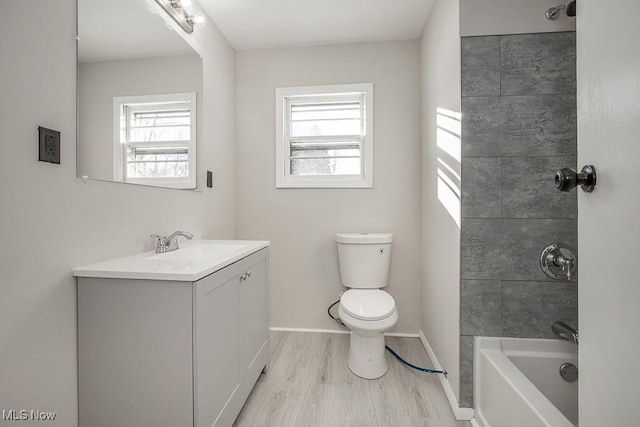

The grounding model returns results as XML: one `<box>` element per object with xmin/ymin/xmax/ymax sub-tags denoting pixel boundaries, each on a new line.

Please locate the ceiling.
<box><xmin>198</xmin><ymin>0</ymin><xmax>435</xmax><ymax>50</ymax></box>
<box><xmin>79</xmin><ymin>0</ymin><xmax>196</xmax><ymax>62</ymax></box>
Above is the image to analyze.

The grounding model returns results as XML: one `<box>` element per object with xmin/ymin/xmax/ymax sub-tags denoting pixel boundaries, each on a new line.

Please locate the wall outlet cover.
<box><xmin>38</xmin><ymin>126</ymin><xmax>61</xmax><ymax>164</ymax></box>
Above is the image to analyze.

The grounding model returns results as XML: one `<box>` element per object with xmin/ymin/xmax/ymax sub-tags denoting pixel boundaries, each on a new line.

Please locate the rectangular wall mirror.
<box><xmin>77</xmin><ymin>0</ymin><xmax>203</xmax><ymax>190</ymax></box>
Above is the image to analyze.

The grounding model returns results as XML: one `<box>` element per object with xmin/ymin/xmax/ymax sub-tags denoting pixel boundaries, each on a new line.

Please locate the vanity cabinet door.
<box><xmin>78</xmin><ymin>279</ymin><xmax>194</xmax><ymax>427</ymax></box>
<box><xmin>239</xmin><ymin>249</ymin><xmax>269</xmax><ymax>394</ymax></box>
<box><xmin>194</xmin><ymin>266</ymin><xmax>241</xmax><ymax>427</ymax></box>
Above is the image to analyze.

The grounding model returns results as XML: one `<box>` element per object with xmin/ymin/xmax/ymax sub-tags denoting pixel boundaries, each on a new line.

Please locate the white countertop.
<box><xmin>73</xmin><ymin>239</ymin><xmax>270</xmax><ymax>282</ymax></box>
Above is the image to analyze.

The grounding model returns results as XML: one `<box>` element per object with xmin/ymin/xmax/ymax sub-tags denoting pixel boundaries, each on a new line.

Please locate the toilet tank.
<box><xmin>336</xmin><ymin>233</ymin><xmax>392</xmax><ymax>289</ymax></box>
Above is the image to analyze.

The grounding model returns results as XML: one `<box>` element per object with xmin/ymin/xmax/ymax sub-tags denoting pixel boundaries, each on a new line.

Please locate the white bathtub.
<box><xmin>474</xmin><ymin>337</ymin><xmax>578</xmax><ymax>427</ymax></box>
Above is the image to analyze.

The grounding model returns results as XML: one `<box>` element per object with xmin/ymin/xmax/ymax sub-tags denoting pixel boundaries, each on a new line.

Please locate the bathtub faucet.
<box><xmin>551</xmin><ymin>321</ymin><xmax>578</xmax><ymax>345</ymax></box>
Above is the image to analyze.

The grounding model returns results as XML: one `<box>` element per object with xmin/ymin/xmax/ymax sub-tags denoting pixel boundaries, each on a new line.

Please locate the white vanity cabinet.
<box><xmin>77</xmin><ymin>246</ymin><xmax>269</xmax><ymax>427</ymax></box>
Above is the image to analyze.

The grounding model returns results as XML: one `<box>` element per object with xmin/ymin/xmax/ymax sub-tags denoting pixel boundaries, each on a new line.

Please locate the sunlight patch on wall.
<box><xmin>436</xmin><ymin>107</ymin><xmax>461</xmax><ymax>228</ymax></box>
<box><xmin>436</xmin><ymin>107</ymin><xmax>461</xmax><ymax>162</ymax></box>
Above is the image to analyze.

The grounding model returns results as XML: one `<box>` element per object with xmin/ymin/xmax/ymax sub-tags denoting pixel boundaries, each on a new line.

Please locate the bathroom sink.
<box><xmin>73</xmin><ymin>240</ymin><xmax>269</xmax><ymax>281</ymax></box>
<box><xmin>145</xmin><ymin>242</ymin><xmax>248</xmax><ymax>261</ymax></box>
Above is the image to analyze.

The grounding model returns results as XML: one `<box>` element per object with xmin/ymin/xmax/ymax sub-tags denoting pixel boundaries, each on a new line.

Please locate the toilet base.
<box><xmin>347</xmin><ymin>332</ymin><xmax>388</xmax><ymax>379</ymax></box>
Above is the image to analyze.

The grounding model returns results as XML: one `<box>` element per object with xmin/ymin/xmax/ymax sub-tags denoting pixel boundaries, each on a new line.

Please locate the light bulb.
<box><xmin>187</xmin><ymin>14</ymin><xmax>205</xmax><ymax>25</ymax></box>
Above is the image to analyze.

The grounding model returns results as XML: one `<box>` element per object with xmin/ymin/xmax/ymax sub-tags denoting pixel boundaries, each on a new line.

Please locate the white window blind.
<box><xmin>276</xmin><ymin>84</ymin><xmax>373</xmax><ymax>188</ymax></box>
<box><xmin>125</xmin><ymin>104</ymin><xmax>190</xmax><ymax>179</ymax></box>
<box><xmin>113</xmin><ymin>93</ymin><xmax>196</xmax><ymax>189</ymax></box>
<box><xmin>288</xmin><ymin>99</ymin><xmax>363</xmax><ymax>176</ymax></box>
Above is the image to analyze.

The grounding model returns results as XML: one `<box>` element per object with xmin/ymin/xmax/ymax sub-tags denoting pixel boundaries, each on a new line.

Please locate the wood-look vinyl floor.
<box><xmin>234</xmin><ymin>332</ymin><xmax>471</xmax><ymax>427</ymax></box>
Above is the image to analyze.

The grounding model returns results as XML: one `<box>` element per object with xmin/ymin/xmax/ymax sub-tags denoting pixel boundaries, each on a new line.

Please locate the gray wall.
<box><xmin>459</xmin><ymin>32</ymin><xmax>577</xmax><ymax>407</ymax></box>
<box><xmin>419</xmin><ymin>0</ymin><xmax>463</xmax><ymax>404</ymax></box>
<box><xmin>0</xmin><ymin>1</ymin><xmax>236</xmax><ymax>425</ymax></box>
<box><xmin>236</xmin><ymin>41</ymin><xmax>423</xmax><ymax>333</ymax></box>
<box><xmin>460</xmin><ymin>0</ymin><xmax>575</xmax><ymax>37</ymax></box>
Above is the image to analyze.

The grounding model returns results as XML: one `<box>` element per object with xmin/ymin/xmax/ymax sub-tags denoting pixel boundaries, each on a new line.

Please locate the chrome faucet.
<box><xmin>552</xmin><ymin>321</ymin><xmax>579</xmax><ymax>345</ymax></box>
<box><xmin>150</xmin><ymin>231</ymin><xmax>194</xmax><ymax>253</ymax></box>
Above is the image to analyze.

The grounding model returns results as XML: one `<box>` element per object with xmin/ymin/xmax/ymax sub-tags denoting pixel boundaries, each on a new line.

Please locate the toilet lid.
<box><xmin>340</xmin><ymin>289</ymin><xmax>396</xmax><ymax>321</ymax></box>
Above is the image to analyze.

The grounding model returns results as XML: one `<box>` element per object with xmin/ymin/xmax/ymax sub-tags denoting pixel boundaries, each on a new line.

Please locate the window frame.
<box><xmin>113</xmin><ymin>92</ymin><xmax>197</xmax><ymax>189</ymax></box>
<box><xmin>275</xmin><ymin>83</ymin><xmax>374</xmax><ymax>188</ymax></box>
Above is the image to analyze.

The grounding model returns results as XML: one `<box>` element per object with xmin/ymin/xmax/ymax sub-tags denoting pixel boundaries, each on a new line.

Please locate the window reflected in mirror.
<box><xmin>114</xmin><ymin>93</ymin><xmax>196</xmax><ymax>189</ymax></box>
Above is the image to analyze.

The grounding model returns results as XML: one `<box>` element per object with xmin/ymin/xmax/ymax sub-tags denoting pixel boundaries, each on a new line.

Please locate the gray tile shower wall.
<box><xmin>502</xmin><ymin>156</ymin><xmax>577</xmax><ymax>219</ymax></box>
<box><xmin>500</xmin><ymin>33</ymin><xmax>577</xmax><ymax>96</ymax></box>
<box><xmin>461</xmin><ymin>95</ymin><xmax>576</xmax><ymax>157</ymax></box>
<box><xmin>459</xmin><ymin>32</ymin><xmax>577</xmax><ymax>408</ymax></box>
<box><xmin>461</xmin><ymin>36</ymin><xmax>501</xmax><ymax>97</ymax></box>
<box><xmin>461</xmin><ymin>218</ymin><xmax>577</xmax><ymax>281</ymax></box>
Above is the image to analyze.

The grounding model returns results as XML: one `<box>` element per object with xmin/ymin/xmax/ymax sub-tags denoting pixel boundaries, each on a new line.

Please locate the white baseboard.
<box><xmin>418</xmin><ymin>330</ymin><xmax>474</xmax><ymax>421</ymax></box>
<box><xmin>269</xmin><ymin>327</ymin><xmax>418</xmax><ymax>338</ymax></box>
<box><xmin>270</xmin><ymin>327</ymin><xmax>350</xmax><ymax>335</ymax></box>
<box><xmin>384</xmin><ymin>332</ymin><xmax>420</xmax><ymax>338</ymax></box>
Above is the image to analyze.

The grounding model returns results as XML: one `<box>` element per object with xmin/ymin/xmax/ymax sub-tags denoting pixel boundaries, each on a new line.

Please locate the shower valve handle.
<box><xmin>540</xmin><ymin>243</ymin><xmax>576</xmax><ymax>281</ymax></box>
<box><xmin>560</xmin><ymin>256</ymin><xmax>574</xmax><ymax>281</ymax></box>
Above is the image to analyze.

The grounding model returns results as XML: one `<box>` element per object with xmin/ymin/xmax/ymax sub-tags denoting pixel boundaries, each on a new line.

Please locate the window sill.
<box><xmin>276</xmin><ymin>176</ymin><xmax>372</xmax><ymax>189</ymax></box>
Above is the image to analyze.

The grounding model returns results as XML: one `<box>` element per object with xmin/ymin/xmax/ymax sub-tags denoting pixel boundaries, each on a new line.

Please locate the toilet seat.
<box><xmin>340</xmin><ymin>289</ymin><xmax>396</xmax><ymax>321</ymax></box>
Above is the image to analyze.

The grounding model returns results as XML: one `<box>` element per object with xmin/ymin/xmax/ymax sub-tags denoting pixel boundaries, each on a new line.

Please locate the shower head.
<box><xmin>545</xmin><ymin>1</ymin><xmax>576</xmax><ymax>20</ymax></box>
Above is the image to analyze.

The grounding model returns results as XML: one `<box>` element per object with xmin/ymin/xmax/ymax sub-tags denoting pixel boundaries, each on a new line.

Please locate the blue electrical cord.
<box><xmin>385</xmin><ymin>345</ymin><xmax>447</xmax><ymax>375</ymax></box>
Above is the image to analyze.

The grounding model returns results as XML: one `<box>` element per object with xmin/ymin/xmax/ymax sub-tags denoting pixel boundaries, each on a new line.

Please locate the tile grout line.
<box><xmin>499</xmin><ymin>35</ymin><xmax>502</xmax><ymax>97</ymax></box>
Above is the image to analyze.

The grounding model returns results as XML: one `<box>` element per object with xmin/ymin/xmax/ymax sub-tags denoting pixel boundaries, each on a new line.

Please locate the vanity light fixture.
<box><xmin>170</xmin><ymin>0</ymin><xmax>192</xmax><ymax>10</ymax></box>
<box><xmin>154</xmin><ymin>0</ymin><xmax>204</xmax><ymax>34</ymax></box>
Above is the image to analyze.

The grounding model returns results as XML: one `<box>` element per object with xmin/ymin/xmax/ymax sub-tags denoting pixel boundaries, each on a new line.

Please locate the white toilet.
<box><xmin>336</xmin><ymin>232</ymin><xmax>398</xmax><ymax>379</ymax></box>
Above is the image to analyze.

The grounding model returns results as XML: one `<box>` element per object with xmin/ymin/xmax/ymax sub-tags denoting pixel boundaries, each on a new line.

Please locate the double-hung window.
<box><xmin>113</xmin><ymin>93</ymin><xmax>197</xmax><ymax>189</ymax></box>
<box><xmin>275</xmin><ymin>83</ymin><xmax>373</xmax><ymax>188</ymax></box>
